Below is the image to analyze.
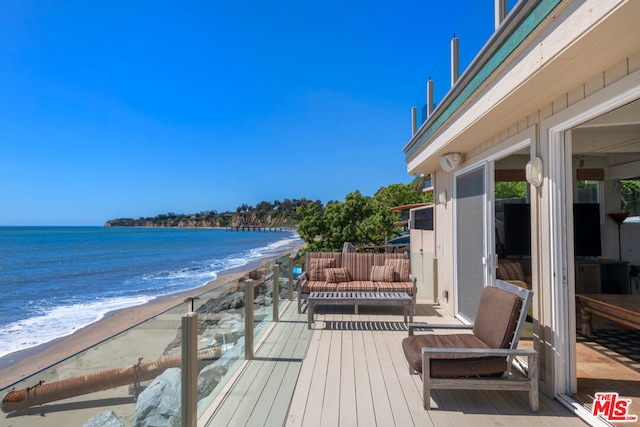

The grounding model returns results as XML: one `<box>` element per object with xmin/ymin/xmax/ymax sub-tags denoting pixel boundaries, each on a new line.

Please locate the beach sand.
<box><xmin>0</xmin><ymin>269</ymin><xmax>248</xmax><ymax>389</ymax></box>
<box><xmin>0</xmin><ymin>256</ymin><xmax>289</xmax><ymax>426</ymax></box>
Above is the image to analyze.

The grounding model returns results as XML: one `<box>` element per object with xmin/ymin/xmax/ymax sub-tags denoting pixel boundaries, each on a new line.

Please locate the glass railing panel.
<box><xmin>0</xmin><ymin>300</ymin><xmax>187</xmax><ymax>426</ymax></box>
<box><xmin>276</xmin><ymin>254</ymin><xmax>293</xmax><ymax>307</ymax></box>
<box><xmin>0</xmin><ymin>249</ymin><xmax>301</xmax><ymax>426</ymax></box>
<box><xmin>252</xmin><ymin>262</ymin><xmax>275</xmax><ymax>344</ymax></box>
<box><xmin>193</xmin><ymin>277</ymin><xmax>248</xmax><ymax>420</ymax></box>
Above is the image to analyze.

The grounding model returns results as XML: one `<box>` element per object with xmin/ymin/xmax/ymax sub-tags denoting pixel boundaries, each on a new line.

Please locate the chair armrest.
<box><xmin>409</xmin><ymin>274</ymin><xmax>418</xmax><ymax>295</ymax></box>
<box><xmin>422</xmin><ymin>347</ymin><xmax>537</xmax><ymax>357</ymax></box>
<box><xmin>295</xmin><ymin>272</ymin><xmax>308</xmax><ymax>292</ymax></box>
<box><xmin>408</xmin><ymin>323</ymin><xmax>473</xmax><ymax>335</ymax></box>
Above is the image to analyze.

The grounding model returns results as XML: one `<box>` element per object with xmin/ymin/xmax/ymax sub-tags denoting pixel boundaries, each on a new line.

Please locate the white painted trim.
<box><xmin>543</xmin><ymin>68</ymin><xmax>640</xmax><ymax>398</ymax></box>
<box><xmin>548</xmin><ymin>128</ymin><xmax>571</xmax><ymax>396</ymax></box>
<box><xmin>487</xmin><ymin>160</ymin><xmax>496</xmax><ymax>284</ymax></box>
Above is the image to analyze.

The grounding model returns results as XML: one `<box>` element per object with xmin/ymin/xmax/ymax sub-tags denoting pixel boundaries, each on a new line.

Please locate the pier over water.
<box><xmin>224</xmin><ymin>226</ymin><xmax>296</xmax><ymax>232</ymax></box>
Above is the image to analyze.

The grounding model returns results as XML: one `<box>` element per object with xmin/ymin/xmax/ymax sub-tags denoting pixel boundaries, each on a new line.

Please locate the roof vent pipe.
<box><xmin>451</xmin><ymin>34</ymin><xmax>459</xmax><ymax>87</ymax></box>
<box><xmin>411</xmin><ymin>107</ymin><xmax>418</xmax><ymax>136</ymax></box>
<box><xmin>426</xmin><ymin>78</ymin><xmax>434</xmax><ymax>118</ymax></box>
<box><xmin>495</xmin><ymin>0</ymin><xmax>507</xmax><ymax>29</ymax></box>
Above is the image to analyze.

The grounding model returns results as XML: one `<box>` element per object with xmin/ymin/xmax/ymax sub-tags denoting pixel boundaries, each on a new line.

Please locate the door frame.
<box><xmin>452</xmin><ymin>135</ymin><xmax>533</xmax><ymax>323</ymax></box>
<box><xmin>542</xmin><ymin>70</ymin><xmax>640</xmax><ymax>414</ymax></box>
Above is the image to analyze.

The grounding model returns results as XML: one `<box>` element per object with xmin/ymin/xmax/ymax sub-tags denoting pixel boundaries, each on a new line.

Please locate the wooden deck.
<box><xmin>205</xmin><ymin>301</ymin><xmax>587</xmax><ymax>426</ymax></box>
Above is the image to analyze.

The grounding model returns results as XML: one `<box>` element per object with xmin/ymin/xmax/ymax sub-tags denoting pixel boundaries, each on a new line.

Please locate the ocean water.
<box><xmin>0</xmin><ymin>226</ymin><xmax>302</xmax><ymax>360</ymax></box>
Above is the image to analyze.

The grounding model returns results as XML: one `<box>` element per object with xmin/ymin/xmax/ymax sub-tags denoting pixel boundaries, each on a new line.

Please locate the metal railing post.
<box><xmin>181</xmin><ymin>298</ymin><xmax>197</xmax><ymax>427</ymax></box>
<box><xmin>288</xmin><ymin>256</ymin><xmax>294</xmax><ymax>301</ymax></box>
<box><xmin>273</xmin><ymin>264</ymin><xmax>280</xmax><ymax>322</ymax></box>
<box><xmin>244</xmin><ymin>281</ymin><xmax>254</xmax><ymax>360</ymax></box>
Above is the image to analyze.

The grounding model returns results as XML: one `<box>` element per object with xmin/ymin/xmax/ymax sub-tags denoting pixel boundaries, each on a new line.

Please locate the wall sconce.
<box><xmin>438</xmin><ymin>190</ymin><xmax>447</xmax><ymax>206</ymax></box>
<box><xmin>526</xmin><ymin>157</ymin><xmax>543</xmax><ymax>187</ymax></box>
<box><xmin>440</xmin><ymin>153</ymin><xmax>461</xmax><ymax>172</ymax></box>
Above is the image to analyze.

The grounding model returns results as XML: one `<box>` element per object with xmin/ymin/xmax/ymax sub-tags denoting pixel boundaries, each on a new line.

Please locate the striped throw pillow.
<box><xmin>370</xmin><ymin>265</ymin><xmax>395</xmax><ymax>282</ymax></box>
<box><xmin>324</xmin><ymin>267</ymin><xmax>351</xmax><ymax>283</ymax></box>
<box><xmin>384</xmin><ymin>259</ymin><xmax>410</xmax><ymax>282</ymax></box>
<box><xmin>308</xmin><ymin>258</ymin><xmax>334</xmax><ymax>281</ymax></box>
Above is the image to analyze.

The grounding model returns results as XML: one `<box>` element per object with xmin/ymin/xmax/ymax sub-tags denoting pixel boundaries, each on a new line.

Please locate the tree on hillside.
<box><xmin>296</xmin><ymin>180</ymin><xmax>431</xmax><ymax>252</ymax></box>
<box><xmin>374</xmin><ymin>179</ymin><xmax>431</xmax><ymax>208</ymax></box>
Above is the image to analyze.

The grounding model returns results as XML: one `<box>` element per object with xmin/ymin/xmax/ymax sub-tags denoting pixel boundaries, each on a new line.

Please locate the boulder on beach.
<box><xmin>83</xmin><ymin>410</ymin><xmax>125</xmax><ymax>427</ymax></box>
<box><xmin>134</xmin><ymin>367</ymin><xmax>181</xmax><ymax>427</ymax></box>
<box><xmin>163</xmin><ymin>292</ymin><xmax>245</xmax><ymax>356</ymax></box>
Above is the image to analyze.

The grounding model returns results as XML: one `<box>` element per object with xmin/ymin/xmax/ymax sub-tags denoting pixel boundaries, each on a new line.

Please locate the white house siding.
<box><xmin>406</xmin><ymin>0</ymin><xmax>640</xmax><ymax>400</ymax></box>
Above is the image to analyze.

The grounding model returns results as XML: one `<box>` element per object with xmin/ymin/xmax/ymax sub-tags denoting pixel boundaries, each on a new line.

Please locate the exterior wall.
<box><xmin>428</xmin><ymin>23</ymin><xmax>640</xmax><ymax>398</ymax></box>
<box><xmin>434</xmin><ymin>169</ymin><xmax>455</xmax><ymax>311</ymax></box>
<box><xmin>409</xmin><ymin>228</ymin><xmax>436</xmax><ymax>302</ymax></box>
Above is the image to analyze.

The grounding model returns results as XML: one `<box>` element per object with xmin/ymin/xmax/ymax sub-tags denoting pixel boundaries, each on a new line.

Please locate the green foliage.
<box><xmin>296</xmin><ymin>202</ymin><xmax>327</xmax><ymax>251</ymax></box>
<box><xmin>577</xmin><ymin>180</ymin><xmax>598</xmax><ymax>189</ymax></box>
<box><xmin>494</xmin><ymin>181</ymin><xmax>527</xmax><ymax>200</ymax></box>
<box><xmin>296</xmin><ymin>180</ymin><xmax>431</xmax><ymax>252</ymax></box>
<box><xmin>621</xmin><ymin>179</ymin><xmax>640</xmax><ymax>214</ymax></box>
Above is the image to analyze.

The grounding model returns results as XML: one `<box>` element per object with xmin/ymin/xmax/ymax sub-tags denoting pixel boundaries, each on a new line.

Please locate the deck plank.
<box><xmin>370</xmin><ymin>306</ymin><xmax>422</xmax><ymax>427</ymax></box>
<box><xmin>361</xmin><ymin>314</ymin><xmax>397</xmax><ymax>425</ymax></box>
<box><xmin>250</xmin><ymin>317</ymin><xmax>310</xmax><ymax>426</ymax></box>
<box><xmin>202</xmin><ymin>300</ymin><xmax>586</xmax><ymax>427</ymax></box>
<box><xmin>205</xmin><ymin>303</ymin><xmax>311</xmax><ymax>427</ymax></box>
<box><xmin>303</xmin><ymin>320</ymin><xmax>333</xmax><ymax>426</ymax></box>
<box><xmin>286</xmin><ymin>313</ymin><xmax>322</xmax><ymax>426</ymax></box>
<box><xmin>378</xmin><ymin>311</ymin><xmax>437</xmax><ymax>426</ymax></box>
<box><xmin>321</xmin><ymin>316</ymin><xmax>342</xmax><ymax>426</ymax></box>
<box><xmin>209</xmin><ymin>307</ymin><xmax>288</xmax><ymax>425</ymax></box>
<box><xmin>339</xmin><ymin>322</ymin><xmax>358</xmax><ymax>427</ymax></box>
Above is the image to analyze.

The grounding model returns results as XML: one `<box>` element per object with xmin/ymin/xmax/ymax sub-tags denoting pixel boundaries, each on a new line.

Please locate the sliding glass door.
<box><xmin>455</xmin><ymin>164</ymin><xmax>490</xmax><ymax>322</ymax></box>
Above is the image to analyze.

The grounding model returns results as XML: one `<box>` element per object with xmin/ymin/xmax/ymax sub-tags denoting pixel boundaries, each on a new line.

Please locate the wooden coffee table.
<box><xmin>307</xmin><ymin>291</ymin><xmax>413</xmax><ymax>329</ymax></box>
<box><xmin>576</xmin><ymin>294</ymin><xmax>640</xmax><ymax>336</ymax></box>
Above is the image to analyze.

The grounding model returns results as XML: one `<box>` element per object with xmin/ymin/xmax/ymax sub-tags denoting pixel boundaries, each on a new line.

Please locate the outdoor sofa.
<box><xmin>296</xmin><ymin>251</ymin><xmax>417</xmax><ymax>313</ymax></box>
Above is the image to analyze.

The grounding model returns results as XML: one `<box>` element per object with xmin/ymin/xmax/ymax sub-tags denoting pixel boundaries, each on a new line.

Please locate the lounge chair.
<box><xmin>402</xmin><ymin>279</ymin><xmax>538</xmax><ymax>411</ymax></box>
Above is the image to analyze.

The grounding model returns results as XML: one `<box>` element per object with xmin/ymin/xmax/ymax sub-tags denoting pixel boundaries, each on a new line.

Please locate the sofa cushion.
<box><xmin>306</xmin><ymin>252</ymin><xmax>342</xmax><ymax>268</ymax></box>
<box><xmin>302</xmin><ymin>280</ymin><xmax>339</xmax><ymax>293</ymax></box>
<box><xmin>496</xmin><ymin>260</ymin><xmax>525</xmax><ymax>282</ymax></box>
<box><xmin>372</xmin><ymin>253</ymin><xmax>407</xmax><ymax>266</ymax></box>
<box><xmin>324</xmin><ymin>267</ymin><xmax>351</xmax><ymax>283</ymax></box>
<box><xmin>385</xmin><ymin>259</ymin><xmax>410</xmax><ymax>281</ymax></box>
<box><xmin>342</xmin><ymin>253</ymin><xmax>375</xmax><ymax>281</ymax></box>
<box><xmin>401</xmin><ymin>333</ymin><xmax>507</xmax><ymax>377</ymax></box>
<box><xmin>308</xmin><ymin>258</ymin><xmax>334</xmax><ymax>281</ymax></box>
<box><xmin>370</xmin><ymin>265</ymin><xmax>396</xmax><ymax>282</ymax></box>
<box><xmin>473</xmin><ymin>286</ymin><xmax>522</xmax><ymax>349</ymax></box>
<box><xmin>375</xmin><ymin>281</ymin><xmax>414</xmax><ymax>295</ymax></box>
<box><xmin>336</xmin><ymin>280</ymin><xmax>378</xmax><ymax>293</ymax></box>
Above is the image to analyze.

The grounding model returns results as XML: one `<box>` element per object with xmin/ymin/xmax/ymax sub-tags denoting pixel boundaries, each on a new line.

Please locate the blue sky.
<box><xmin>0</xmin><ymin>0</ymin><xmax>503</xmax><ymax>226</ymax></box>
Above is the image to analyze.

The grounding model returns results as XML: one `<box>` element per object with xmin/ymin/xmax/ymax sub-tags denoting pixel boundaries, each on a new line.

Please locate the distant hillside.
<box><xmin>104</xmin><ymin>198</ymin><xmax>320</xmax><ymax>228</ymax></box>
